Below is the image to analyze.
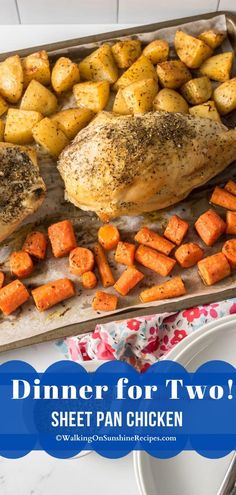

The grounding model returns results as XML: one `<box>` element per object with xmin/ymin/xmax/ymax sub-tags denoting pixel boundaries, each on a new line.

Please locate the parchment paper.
<box><xmin>0</xmin><ymin>14</ymin><xmax>236</xmax><ymax>349</ymax></box>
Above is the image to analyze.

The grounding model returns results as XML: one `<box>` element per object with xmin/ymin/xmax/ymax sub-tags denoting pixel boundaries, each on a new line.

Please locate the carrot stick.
<box><xmin>210</xmin><ymin>186</ymin><xmax>236</xmax><ymax>211</ymax></box>
<box><xmin>23</xmin><ymin>231</ymin><xmax>47</xmax><ymax>260</ymax></box>
<box><xmin>32</xmin><ymin>278</ymin><xmax>75</xmax><ymax>311</ymax></box>
<box><xmin>92</xmin><ymin>291</ymin><xmax>118</xmax><ymax>312</ymax></box>
<box><xmin>175</xmin><ymin>243</ymin><xmax>204</xmax><ymax>268</ymax></box>
<box><xmin>94</xmin><ymin>243</ymin><xmax>115</xmax><ymax>287</ymax></box>
<box><xmin>10</xmin><ymin>251</ymin><xmax>34</xmax><ymax>279</ymax></box>
<box><xmin>198</xmin><ymin>252</ymin><xmax>231</xmax><ymax>286</ymax></box>
<box><xmin>69</xmin><ymin>247</ymin><xmax>95</xmax><ymax>276</ymax></box>
<box><xmin>140</xmin><ymin>276</ymin><xmax>186</xmax><ymax>303</ymax></box>
<box><xmin>134</xmin><ymin>227</ymin><xmax>175</xmax><ymax>255</ymax></box>
<box><xmin>164</xmin><ymin>215</ymin><xmax>189</xmax><ymax>245</ymax></box>
<box><xmin>98</xmin><ymin>224</ymin><xmax>120</xmax><ymax>250</ymax></box>
<box><xmin>226</xmin><ymin>211</ymin><xmax>236</xmax><ymax>234</ymax></box>
<box><xmin>222</xmin><ymin>240</ymin><xmax>236</xmax><ymax>268</ymax></box>
<box><xmin>82</xmin><ymin>271</ymin><xmax>97</xmax><ymax>289</ymax></box>
<box><xmin>195</xmin><ymin>209</ymin><xmax>226</xmax><ymax>246</ymax></box>
<box><xmin>114</xmin><ymin>266</ymin><xmax>144</xmax><ymax>296</ymax></box>
<box><xmin>48</xmin><ymin>220</ymin><xmax>77</xmax><ymax>258</ymax></box>
<box><xmin>0</xmin><ymin>279</ymin><xmax>30</xmax><ymax>315</ymax></box>
<box><xmin>0</xmin><ymin>272</ymin><xmax>4</xmax><ymax>289</ymax></box>
<box><xmin>115</xmin><ymin>242</ymin><xmax>136</xmax><ymax>266</ymax></box>
<box><xmin>135</xmin><ymin>245</ymin><xmax>176</xmax><ymax>276</ymax></box>
<box><xmin>225</xmin><ymin>180</ymin><xmax>236</xmax><ymax>196</ymax></box>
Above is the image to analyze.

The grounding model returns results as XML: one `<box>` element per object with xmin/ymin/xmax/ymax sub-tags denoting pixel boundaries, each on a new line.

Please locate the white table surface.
<box><xmin>0</xmin><ymin>24</ymin><xmax>139</xmax><ymax>495</ymax></box>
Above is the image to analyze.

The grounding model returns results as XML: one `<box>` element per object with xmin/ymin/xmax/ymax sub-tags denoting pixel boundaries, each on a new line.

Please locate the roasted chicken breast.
<box><xmin>58</xmin><ymin>111</ymin><xmax>236</xmax><ymax>220</ymax></box>
<box><xmin>0</xmin><ymin>143</ymin><xmax>46</xmax><ymax>242</ymax></box>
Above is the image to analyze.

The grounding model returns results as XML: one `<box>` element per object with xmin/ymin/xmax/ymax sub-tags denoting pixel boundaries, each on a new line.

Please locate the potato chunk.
<box><xmin>32</xmin><ymin>117</ymin><xmax>69</xmax><ymax>157</ymax></box>
<box><xmin>156</xmin><ymin>60</ymin><xmax>191</xmax><ymax>89</ymax></box>
<box><xmin>143</xmin><ymin>39</ymin><xmax>169</xmax><ymax>64</ymax></box>
<box><xmin>0</xmin><ymin>95</ymin><xmax>8</xmax><ymax>117</ymax></box>
<box><xmin>153</xmin><ymin>88</ymin><xmax>189</xmax><ymax>113</ymax></box>
<box><xmin>213</xmin><ymin>78</ymin><xmax>236</xmax><ymax>115</ymax></box>
<box><xmin>0</xmin><ymin>55</ymin><xmax>23</xmax><ymax>103</ymax></box>
<box><xmin>111</xmin><ymin>40</ymin><xmax>141</xmax><ymax>69</ymax></box>
<box><xmin>4</xmin><ymin>108</ymin><xmax>43</xmax><ymax>144</ymax></box>
<box><xmin>113</xmin><ymin>89</ymin><xmax>130</xmax><ymax>114</ymax></box>
<box><xmin>79</xmin><ymin>44</ymin><xmax>118</xmax><ymax>84</ymax></box>
<box><xmin>0</xmin><ymin>120</ymin><xmax>4</xmax><ymax>141</ymax></box>
<box><xmin>200</xmin><ymin>52</ymin><xmax>233</xmax><ymax>82</ymax></box>
<box><xmin>122</xmin><ymin>78</ymin><xmax>158</xmax><ymax>113</ymax></box>
<box><xmin>51</xmin><ymin>57</ymin><xmax>80</xmax><ymax>93</ymax></box>
<box><xmin>181</xmin><ymin>76</ymin><xmax>212</xmax><ymax>105</ymax></box>
<box><xmin>175</xmin><ymin>30</ymin><xmax>213</xmax><ymax>69</ymax></box>
<box><xmin>51</xmin><ymin>108</ymin><xmax>94</xmax><ymax>139</ymax></box>
<box><xmin>198</xmin><ymin>30</ymin><xmax>226</xmax><ymax>50</ymax></box>
<box><xmin>22</xmin><ymin>50</ymin><xmax>51</xmax><ymax>87</ymax></box>
<box><xmin>20</xmin><ymin>80</ymin><xmax>57</xmax><ymax>116</ymax></box>
<box><xmin>113</xmin><ymin>55</ymin><xmax>157</xmax><ymax>91</ymax></box>
<box><xmin>189</xmin><ymin>101</ymin><xmax>221</xmax><ymax>122</ymax></box>
<box><xmin>73</xmin><ymin>81</ymin><xmax>110</xmax><ymax>113</ymax></box>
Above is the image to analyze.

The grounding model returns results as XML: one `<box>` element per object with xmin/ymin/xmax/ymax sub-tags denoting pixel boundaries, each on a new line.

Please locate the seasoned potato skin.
<box><xmin>4</xmin><ymin>108</ymin><xmax>43</xmax><ymax>144</ymax></box>
<box><xmin>198</xmin><ymin>30</ymin><xmax>226</xmax><ymax>50</ymax></box>
<box><xmin>153</xmin><ymin>88</ymin><xmax>189</xmax><ymax>113</ymax></box>
<box><xmin>113</xmin><ymin>89</ymin><xmax>131</xmax><ymax>115</ymax></box>
<box><xmin>189</xmin><ymin>100</ymin><xmax>221</xmax><ymax>121</ymax></box>
<box><xmin>0</xmin><ymin>55</ymin><xmax>23</xmax><ymax>103</ymax></box>
<box><xmin>175</xmin><ymin>30</ymin><xmax>213</xmax><ymax>69</ymax></box>
<box><xmin>73</xmin><ymin>80</ymin><xmax>110</xmax><ymax>113</ymax></box>
<box><xmin>51</xmin><ymin>108</ymin><xmax>94</xmax><ymax>139</ymax></box>
<box><xmin>143</xmin><ymin>39</ymin><xmax>169</xmax><ymax>64</ymax></box>
<box><xmin>20</xmin><ymin>79</ymin><xmax>57</xmax><ymax>116</ymax></box>
<box><xmin>200</xmin><ymin>52</ymin><xmax>233</xmax><ymax>82</ymax></box>
<box><xmin>111</xmin><ymin>40</ymin><xmax>141</xmax><ymax>69</ymax></box>
<box><xmin>79</xmin><ymin>45</ymin><xmax>118</xmax><ymax>84</ymax></box>
<box><xmin>213</xmin><ymin>78</ymin><xmax>236</xmax><ymax>115</ymax></box>
<box><xmin>113</xmin><ymin>55</ymin><xmax>157</xmax><ymax>91</ymax></box>
<box><xmin>156</xmin><ymin>60</ymin><xmax>192</xmax><ymax>89</ymax></box>
<box><xmin>181</xmin><ymin>76</ymin><xmax>212</xmax><ymax>105</ymax></box>
<box><xmin>32</xmin><ymin>117</ymin><xmax>69</xmax><ymax>157</ymax></box>
<box><xmin>51</xmin><ymin>57</ymin><xmax>80</xmax><ymax>93</ymax></box>
<box><xmin>22</xmin><ymin>50</ymin><xmax>51</xmax><ymax>87</ymax></box>
<box><xmin>122</xmin><ymin>78</ymin><xmax>158</xmax><ymax>113</ymax></box>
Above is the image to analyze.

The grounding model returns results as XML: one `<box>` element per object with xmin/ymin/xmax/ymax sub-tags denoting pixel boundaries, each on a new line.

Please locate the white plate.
<box><xmin>134</xmin><ymin>314</ymin><xmax>236</xmax><ymax>495</ymax></box>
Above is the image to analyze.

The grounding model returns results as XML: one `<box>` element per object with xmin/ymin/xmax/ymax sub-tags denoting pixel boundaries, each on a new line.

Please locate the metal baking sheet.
<box><xmin>0</xmin><ymin>11</ymin><xmax>236</xmax><ymax>352</ymax></box>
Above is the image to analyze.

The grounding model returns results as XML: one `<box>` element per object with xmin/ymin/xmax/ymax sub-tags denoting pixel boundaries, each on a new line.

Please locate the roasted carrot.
<box><xmin>0</xmin><ymin>279</ymin><xmax>30</xmax><ymax>315</ymax></box>
<box><xmin>92</xmin><ymin>291</ymin><xmax>118</xmax><ymax>312</ymax></box>
<box><xmin>69</xmin><ymin>247</ymin><xmax>95</xmax><ymax>276</ymax></box>
<box><xmin>135</xmin><ymin>245</ymin><xmax>176</xmax><ymax>276</ymax></box>
<box><xmin>140</xmin><ymin>276</ymin><xmax>186</xmax><ymax>303</ymax></box>
<box><xmin>164</xmin><ymin>215</ymin><xmax>189</xmax><ymax>245</ymax></box>
<box><xmin>222</xmin><ymin>239</ymin><xmax>236</xmax><ymax>268</ymax></box>
<box><xmin>48</xmin><ymin>220</ymin><xmax>77</xmax><ymax>258</ymax></box>
<box><xmin>195</xmin><ymin>209</ymin><xmax>226</xmax><ymax>246</ymax></box>
<box><xmin>98</xmin><ymin>224</ymin><xmax>120</xmax><ymax>250</ymax></box>
<box><xmin>175</xmin><ymin>243</ymin><xmax>204</xmax><ymax>268</ymax></box>
<box><xmin>23</xmin><ymin>231</ymin><xmax>47</xmax><ymax>260</ymax></box>
<box><xmin>10</xmin><ymin>251</ymin><xmax>34</xmax><ymax>279</ymax></box>
<box><xmin>225</xmin><ymin>180</ymin><xmax>236</xmax><ymax>196</ymax></box>
<box><xmin>134</xmin><ymin>227</ymin><xmax>175</xmax><ymax>255</ymax></box>
<box><xmin>82</xmin><ymin>271</ymin><xmax>97</xmax><ymax>289</ymax></box>
<box><xmin>210</xmin><ymin>186</ymin><xmax>236</xmax><ymax>211</ymax></box>
<box><xmin>114</xmin><ymin>266</ymin><xmax>144</xmax><ymax>296</ymax></box>
<box><xmin>94</xmin><ymin>243</ymin><xmax>115</xmax><ymax>287</ymax></box>
<box><xmin>197</xmin><ymin>252</ymin><xmax>231</xmax><ymax>286</ymax></box>
<box><xmin>0</xmin><ymin>272</ymin><xmax>4</xmax><ymax>289</ymax></box>
<box><xmin>115</xmin><ymin>242</ymin><xmax>136</xmax><ymax>266</ymax></box>
<box><xmin>226</xmin><ymin>210</ymin><xmax>236</xmax><ymax>234</ymax></box>
<box><xmin>32</xmin><ymin>278</ymin><xmax>75</xmax><ymax>311</ymax></box>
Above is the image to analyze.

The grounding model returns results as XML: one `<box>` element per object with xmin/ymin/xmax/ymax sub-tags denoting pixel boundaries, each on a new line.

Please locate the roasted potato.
<box><xmin>111</xmin><ymin>40</ymin><xmax>141</xmax><ymax>69</ymax></box>
<box><xmin>22</xmin><ymin>50</ymin><xmax>50</xmax><ymax>87</ymax></box>
<box><xmin>156</xmin><ymin>60</ymin><xmax>192</xmax><ymax>89</ymax></box>
<box><xmin>0</xmin><ymin>120</ymin><xmax>4</xmax><ymax>141</ymax></box>
<box><xmin>51</xmin><ymin>57</ymin><xmax>80</xmax><ymax>93</ymax></box>
<box><xmin>198</xmin><ymin>30</ymin><xmax>226</xmax><ymax>50</ymax></box>
<box><xmin>122</xmin><ymin>78</ymin><xmax>158</xmax><ymax>113</ymax></box>
<box><xmin>32</xmin><ymin>117</ymin><xmax>69</xmax><ymax>157</ymax></box>
<box><xmin>79</xmin><ymin>44</ymin><xmax>118</xmax><ymax>84</ymax></box>
<box><xmin>200</xmin><ymin>52</ymin><xmax>233</xmax><ymax>82</ymax></box>
<box><xmin>113</xmin><ymin>89</ymin><xmax>130</xmax><ymax>114</ymax></box>
<box><xmin>4</xmin><ymin>108</ymin><xmax>43</xmax><ymax>144</ymax></box>
<box><xmin>0</xmin><ymin>95</ymin><xmax>8</xmax><ymax>117</ymax></box>
<box><xmin>113</xmin><ymin>55</ymin><xmax>157</xmax><ymax>91</ymax></box>
<box><xmin>20</xmin><ymin>80</ymin><xmax>57</xmax><ymax>116</ymax></box>
<box><xmin>143</xmin><ymin>39</ymin><xmax>169</xmax><ymax>64</ymax></box>
<box><xmin>51</xmin><ymin>108</ymin><xmax>94</xmax><ymax>139</ymax></box>
<box><xmin>213</xmin><ymin>78</ymin><xmax>236</xmax><ymax>115</ymax></box>
<box><xmin>0</xmin><ymin>55</ymin><xmax>23</xmax><ymax>103</ymax></box>
<box><xmin>153</xmin><ymin>88</ymin><xmax>189</xmax><ymax>113</ymax></box>
<box><xmin>180</xmin><ymin>76</ymin><xmax>212</xmax><ymax>105</ymax></box>
<box><xmin>73</xmin><ymin>81</ymin><xmax>110</xmax><ymax>113</ymax></box>
<box><xmin>189</xmin><ymin>100</ymin><xmax>221</xmax><ymax>122</ymax></box>
<box><xmin>175</xmin><ymin>30</ymin><xmax>213</xmax><ymax>69</ymax></box>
